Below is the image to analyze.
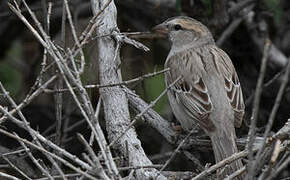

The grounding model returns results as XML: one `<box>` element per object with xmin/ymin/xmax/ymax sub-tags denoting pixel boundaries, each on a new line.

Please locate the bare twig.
<box><xmin>192</xmin><ymin>150</ymin><xmax>250</xmax><ymax>180</ymax></box>
<box><xmin>0</xmin><ymin>75</ymin><xmax>67</xmax><ymax>179</ymax></box>
<box><xmin>223</xmin><ymin>166</ymin><xmax>246</xmax><ymax>180</ymax></box>
<box><xmin>252</xmin><ymin>56</ymin><xmax>290</xmax><ymax>174</ymax></box>
<box><xmin>0</xmin><ymin>129</ymin><xmax>98</xmax><ymax>180</ymax></box>
<box><xmin>124</xmin><ymin>86</ymin><xmax>178</xmax><ymax>143</ymax></box>
<box><xmin>270</xmin><ymin>140</ymin><xmax>281</xmax><ymax>164</ymax></box>
<box><xmin>268</xmin><ymin>153</ymin><xmax>290</xmax><ymax>180</ymax></box>
<box><xmin>113</xmin><ymin>32</ymin><xmax>150</xmax><ymax>51</ymax></box>
<box><xmin>37</xmin><ymin>1</ymin><xmax>52</xmax><ymax>87</ymax></box>
<box><xmin>217</xmin><ymin>17</ymin><xmax>243</xmax><ymax>46</ymax></box>
<box><xmin>161</xmin><ymin>171</ymin><xmax>197</xmax><ymax>179</ymax></box>
<box><xmin>35</xmin><ymin>173</ymin><xmax>81</xmax><ymax>180</ymax></box>
<box><xmin>0</xmin><ymin>75</ymin><xmax>57</xmax><ymax>123</ymax></box>
<box><xmin>0</xmin><ymin>172</ymin><xmax>21</xmax><ymax>180</ymax></box>
<box><xmin>9</xmin><ymin>0</ymin><xmax>119</xmax><ymax>177</ymax></box>
<box><xmin>182</xmin><ymin>151</ymin><xmax>205</xmax><ymax>172</ymax></box>
<box><xmin>0</xmin><ymin>103</ymin><xmax>92</xmax><ymax>171</ymax></box>
<box><xmin>273</xmin><ymin>119</ymin><xmax>290</xmax><ymax>140</ymax></box>
<box><xmin>77</xmin><ymin>134</ymin><xmax>110</xmax><ymax>180</ymax></box>
<box><xmin>257</xmin><ymin>139</ymin><xmax>281</xmax><ymax>180</ymax></box>
<box><xmin>192</xmin><ymin>117</ymin><xmax>290</xmax><ymax>180</ymax></box>
<box><xmin>43</xmin><ymin>68</ymin><xmax>170</xmax><ymax>93</ymax></box>
<box><xmin>63</xmin><ymin>0</ymin><xmax>85</xmax><ymax>74</ymax></box>
<box><xmin>247</xmin><ymin>38</ymin><xmax>271</xmax><ymax>177</ymax></box>
<box><xmin>245</xmin><ymin>66</ymin><xmax>287</xmax><ymax>107</ymax></box>
<box><xmin>118</xmin><ymin>165</ymin><xmax>163</xmax><ymax>171</ymax></box>
<box><xmin>2</xmin><ymin>156</ymin><xmax>32</xmax><ymax>180</ymax></box>
<box><xmin>159</xmin><ymin>128</ymin><xmax>196</xmax><ymax>172</ymax></box>
<box><xmin>109</xmin><ymin>76</ymin><xmax>182</xmax><ymax>147</ymax></box>
<box><xmin>16</xmin><ymin>134</ymin><xmax>54</xmax><ymax>180</ymax></box>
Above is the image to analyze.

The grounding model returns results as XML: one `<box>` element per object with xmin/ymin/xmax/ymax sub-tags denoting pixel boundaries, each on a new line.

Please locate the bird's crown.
<box><xmin>162</xmin><ymin>16</ymin><xmax>210</xmax><ymax>36</ymax></box>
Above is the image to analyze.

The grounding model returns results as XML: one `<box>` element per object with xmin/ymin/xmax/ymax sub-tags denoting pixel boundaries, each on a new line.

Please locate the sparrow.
<box><xmin>152</xmin><ymin>16</ymin><xmax>245</xmax><ymax>179</ymax></box>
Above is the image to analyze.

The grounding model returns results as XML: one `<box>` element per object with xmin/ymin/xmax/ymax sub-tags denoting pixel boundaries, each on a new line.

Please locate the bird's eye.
<box><xmin>174</xmin><ymin>24</ymin><xmax>182</xmax><ymax>31</ymax></box>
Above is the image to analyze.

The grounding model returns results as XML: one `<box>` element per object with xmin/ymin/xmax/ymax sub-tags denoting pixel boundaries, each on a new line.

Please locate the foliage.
<box><xmin>264</xmin><ymin>0</ymin><xmax>283</xmax><ymax>25</ymax></box>
<box><xmin>0</xmin><ymin>41</ymin><xmax>22</xmax><ymax>96</ymax></box>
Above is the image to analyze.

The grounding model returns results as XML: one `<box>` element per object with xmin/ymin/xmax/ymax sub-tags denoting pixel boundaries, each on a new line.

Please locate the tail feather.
<box><xmin>210</xmin><ymin>129</ymin><xmax>244</xmax><ymax>180</ymax></box>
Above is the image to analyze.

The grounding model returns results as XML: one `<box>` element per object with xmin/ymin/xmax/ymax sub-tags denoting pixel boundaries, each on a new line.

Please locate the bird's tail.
<box><xmin>210</xmin><ymin>128</ymin><xmax>244</xmax><ymax>180</ymax></box>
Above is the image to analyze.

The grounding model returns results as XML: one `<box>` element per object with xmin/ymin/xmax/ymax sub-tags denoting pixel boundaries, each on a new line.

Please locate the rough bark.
<box><xmin>92</xmin><ymin>0</ymin><xmax>166</xmax><ymax>179</ymax></box>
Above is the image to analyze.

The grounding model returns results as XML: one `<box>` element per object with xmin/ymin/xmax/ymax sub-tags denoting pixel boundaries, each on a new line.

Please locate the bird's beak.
<box><xmin>151</xmin><ymin>23</ymin><xmax>168</xmax><ymax>37</ymax></box>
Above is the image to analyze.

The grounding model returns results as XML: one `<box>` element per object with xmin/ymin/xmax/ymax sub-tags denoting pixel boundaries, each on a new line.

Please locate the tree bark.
<box><xmin>92</xmin><ymin>0</ymin><xmax>166</xmax><ymax>179</ymax></box>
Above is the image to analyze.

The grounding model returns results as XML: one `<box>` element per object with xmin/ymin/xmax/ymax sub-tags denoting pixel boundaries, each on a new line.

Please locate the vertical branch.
<box><xmin>247</xmin><ymin>38</ymin><xmax>271</xmax><ymax>179</ymax></box>
<box><xmin>253</xmin><ymin>55</ymin><xmax>290</xmax><ymax>169</ymax></box>
<box><xmin>92</xmin><ymin>0</ymin><xmax>166</xmax><ymax>179</ymax></box>
<box><xmin>54</xmin><ymin>0</ymin><xmax>66</xmax><ymax>150</ymax></box>
<box><xmin>0</xmin><ymin>80</ymin><xmax>67</xmax><ymax>179</ymax></box>
<box><xmin>54</xmin><ymin>0</ymin><xmax>64</xmax><ymax>176</ymax></box>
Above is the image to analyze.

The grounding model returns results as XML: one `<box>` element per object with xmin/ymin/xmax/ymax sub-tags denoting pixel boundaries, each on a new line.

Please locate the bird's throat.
<box><xmin>170</xmin><ymin>36</ymin><xmax>214</xmax><ymax>55</ymax></box>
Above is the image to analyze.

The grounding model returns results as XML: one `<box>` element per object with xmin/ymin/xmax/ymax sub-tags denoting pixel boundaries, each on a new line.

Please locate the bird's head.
<box><xmin>152</xmin><ymin>16</ymin><xmax>214</xmax><ymax>49</ymax></box>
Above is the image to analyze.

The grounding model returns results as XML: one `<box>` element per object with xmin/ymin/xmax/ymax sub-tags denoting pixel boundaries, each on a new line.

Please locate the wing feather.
<box><xmin>165</xmin><ymin>50</ymin><xmax>215</xmax><ymax>131</ymax></box>
<box><xmin>212</xmin><ymin>47</ymin><xmax>245</xmax><ymax>127</ymax></box>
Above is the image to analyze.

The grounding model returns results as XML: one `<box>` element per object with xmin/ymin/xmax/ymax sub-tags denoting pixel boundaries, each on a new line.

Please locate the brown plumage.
<box><xmin>153</xmin><ymin>16</ymin><xmax>245</xmax><ymax>179</ymax></box>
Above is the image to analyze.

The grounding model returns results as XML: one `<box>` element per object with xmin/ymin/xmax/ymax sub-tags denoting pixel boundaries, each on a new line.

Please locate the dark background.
<box><xmin>0</xmin><ymin>0</ymin><xmax>289</xmax><ymax>179</ymax></box>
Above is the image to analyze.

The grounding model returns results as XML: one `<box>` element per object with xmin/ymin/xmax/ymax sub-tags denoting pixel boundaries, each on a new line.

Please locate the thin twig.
<box><xmin>90</xmin><ymin>97</ymin><xmax>102</xmax><ymax>145</ymax></box>
<box><xmin>37</xmin><ymin>1</ymin><xmax>52</xmax><ymax>86</ymax></box>
<box><xmin>0</xmin><ymin>172</ymin><xmax>21</xmax><ymax>180</ymax></box>
<box><xmin>269</xmin><ymin>154</ymin><xmax>290</xmax><ymax>179</ymax></box>
<box><xmin>192</xmin><ymin>117</ymin><xmax>290</xmax><ymax>180</ymax></box>
<box><xmin>183</xmin><ymin>151</ymin><xmax>205</xmax><ymax>172</ymax></box>
<box><xmin>2</xmin><ymin>156</ymin><xmax>32</xmax><ymax>180</ymax></box>
<box><xmin>217</xmin><ymin>17</ymin><xmax>243</xmax><ymax>46</ymax></box>
<box><xmin>12</xmin><ymin>0</ymin><xmax>119</xmax><ymax>176</ymax></box>
<box><xmin>192</xmin><ymin>150</ymin><xmax>250</xmax><ymax>180</ymax></box>
<box><xmin>77</xmin><ymin>134</ymin><xmax>110</xmax><ymax>180</ymax></box>
<box><xmin>223</xmin><ymin>166</ymin><xmax>246</xmax><ymax>180</ymax></box>
<box><xmin>35</xmin><ymin>173</ymin><xmax>81</xmax><ymax>180</ymax></box>
<box><xmin>0</xmin><ymin>78</ymin><xmax>67</xmax><ymax>180</ymax></box>
<box><xmin>0</xmin><ymin>76</ymin><xmax>57</xmax><ymax>123</ymax></box>
<box><xmin>247</xmin><ymin>39</ymin><xmax>271</xmax><ymax>178</ymax></box>
<box><xmin>16</xmin><ymin>133</ymin><xmax>54</xmax><ymax>180</ymax></box>
<box><xmin>109</xmin><ymin>76</ymin><xmax>182</xmax><ymax>147</ymax></box>
<box><xmin>253</xmin><ymin>55</ymin><xmax>290</xmax><ymax>171</ymax></box>
<box><xmin>245</xmin><ymin>66</ymin><xmax>287</xmax><ymax>107</ymax></box>
<box><xmin>118</xmin><ymin>165</ymin><xmax>163</xmax><ymax>171</ymax></box>
<box><xmin>124</xmin><ymin>86</ymin><xmax>178</xmax><ymax>144</ymax></box>
<box><xmin>0</xmin><ymin>129</ymin><xmax>98</xmax><ymax>180</ymax></box>
<box><xmin>43</xmin><ymin>68</ymin><xmax>170</xmax><ymax>93</ymax></box>
<box><xmin>160</xmin><ymin>128</ymin><xmax>196</xmax><ymax>172</ymax></box>
<box><xmin>257</xmin><ymin>139</ymin><xmax>281</xmax><ymax>180</ymax></box>
<box><xmin>0</xmin><ymin>106</ymin><xmax>92</xmax><ymax>171</ymax></box>
<box><xmin>63</xmin><ymin>0</ymin><xmax>85</xmax><ymax>74</ymax></box>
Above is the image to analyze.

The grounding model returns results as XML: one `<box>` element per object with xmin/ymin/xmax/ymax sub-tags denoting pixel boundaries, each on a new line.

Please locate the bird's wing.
<box><xmin>166</xmin><ymin>50</ymin><xmax>215</xmax><ymax>131</ymax></box>
<box><xmin>211</xmin><ymin>47</ymin><xmax>245</xmax><ymax>127</ymax></box>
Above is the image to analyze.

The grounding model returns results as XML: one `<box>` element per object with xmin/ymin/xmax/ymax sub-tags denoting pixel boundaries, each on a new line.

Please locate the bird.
<box><xmin>152</xmin><ymin>16</ymin><xmax>245</xmax><ymax>179</ymax></box>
